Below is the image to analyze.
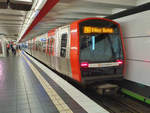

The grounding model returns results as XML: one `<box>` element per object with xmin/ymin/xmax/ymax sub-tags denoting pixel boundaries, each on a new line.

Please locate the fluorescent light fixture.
<box><xmin>34</xmin><ymin>0</ymin><xmax>47</xmax><ymax>10</ymax></box>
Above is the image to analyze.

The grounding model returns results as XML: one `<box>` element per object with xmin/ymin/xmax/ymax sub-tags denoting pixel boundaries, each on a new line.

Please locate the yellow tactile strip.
<box><xmin>22</xmin><ymin>54</ymin><xmax>73</xmax><ymax>113</ymax></box>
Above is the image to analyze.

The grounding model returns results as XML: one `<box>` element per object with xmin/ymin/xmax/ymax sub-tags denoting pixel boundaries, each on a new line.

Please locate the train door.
<box><xmin>36</xmin><ymin>38</ymin><xmax>41</xmax><ymax>60</ymax></box>
<box><xmin>28</xmin><ymin>40</ymin><xmax>32</xmax><ymax>55</ymax></box>
<box><xmin>55</xmin><ymin>29</ymin><xmax>60</xmax><ymax>72</ymax></box>
<box><xmin>32</xmin><ymin>38</ymin><xmax>36</xmax><ymax>57</ymax></box>
<box><xmin>58</xmin><ymin>26</ymin><xmax>71</xmax><ymax>76</ymax></box>
<box><xmin>41</xmin><ymin>38</ymin><xmax>47</xmax><ymax>64</ymax></box>
<box><xmin>50</xmin><ymin>37</ymin><xmax>55</xmax><ymax>69</ymax></box>
<box><xmin>45</xmin><ymin>36</ymin><xmax>49</xmax><ymax>66</ymax></box>
<box><xmin>48</xmin><ymin>38</ymin><xmax>52</xmax><ymax>67</ymax></box>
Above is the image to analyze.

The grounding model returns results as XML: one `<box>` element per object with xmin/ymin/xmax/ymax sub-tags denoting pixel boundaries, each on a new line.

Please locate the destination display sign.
<box><xmin>83</xmin><ymin>26</ymin><xmax>114</xmax><ymax>34</ymax></box>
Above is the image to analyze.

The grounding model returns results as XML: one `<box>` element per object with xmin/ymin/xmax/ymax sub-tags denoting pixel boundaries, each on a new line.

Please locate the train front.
<box><xmin>79</xmin><ymin>18</ymin><xmax>125</xmax><ymax>84</ymax></box>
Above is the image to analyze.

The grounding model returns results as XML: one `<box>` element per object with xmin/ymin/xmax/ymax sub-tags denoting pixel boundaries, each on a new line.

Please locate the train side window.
<box><xmin>60</xmin><ymin>33</ymin><xmax>67</xmax><ymax>57</ymax></box>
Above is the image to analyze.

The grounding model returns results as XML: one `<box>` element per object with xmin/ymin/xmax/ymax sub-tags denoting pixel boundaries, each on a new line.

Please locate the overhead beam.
<box><xmin>0</xmin><ymin>26</ymin><xmax>21</xmax><ymax>29</ymax></box>
<box><xmin>0</xmin><ymin>15</ymin><xmax>25</xmax><ymax>20</ymax></box>
<box><xmin>0</xmin><ymin>29</ymin><xmax>20</xmax><ymax>32</ymax></box>
<box><xmin>5</xmin><ymin>36</ymin><xmax>18</xmax><ymax>38</ymax></box>
<box><xmin>56</xmin><ymin>14</ymin><xmax>96</xmax><ymax>19</ymax></box>
<box><xmin>0</xmin><ymin>21</ymin><xmax>23</xmax><ymax>24</ymax></box>
<box><xmin>82</xmin><ymin>0</ymin><xmax>137</xmax><ymax>8</ymax></box>
<box><xmin>0</xmin><ymin>9</ymin><xmax>27</xmax><ymax>16</ymax></box>
<box><xmin>59</xmin><ymin>7</ymin><xmax>112</xmax><ymax>15</ymax></box>
<box><xmin>0</xmin><ymin>23</ymin><xmax>23</xmax><ymax>25</ymax></box>
<box><xmin>37</xmin><ymin>24</ymin><xmax>65</xmax><ymax>28</ymax></box>
<box><xmin>106</xmin><ymin>2</ymin><xmax>150</xmax><ymax>19</ymax></box>
<box><xmin>9</xmin><ymin>0</ymin><xmax>33</xmax><ymax>11</ymax></box>
<box><xmin>0</xmin><ymin>19</ymin><xmax>24</xmax><ymax>21</ymax></box>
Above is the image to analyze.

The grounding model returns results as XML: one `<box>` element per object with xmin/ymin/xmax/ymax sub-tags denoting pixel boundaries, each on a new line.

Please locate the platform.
<box><xmin>0</xmin><ymin>51</ymin><xmax>109</xmax><ymax>113</ymax></box>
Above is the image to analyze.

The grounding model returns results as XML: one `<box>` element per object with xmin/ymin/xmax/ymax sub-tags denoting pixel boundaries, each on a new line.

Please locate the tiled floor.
<box><xmin>0</xmin><ymin>56</ymin><xmax>58</xmax><ymax>113</ymax></box>
<box><xmin>0</xmin><ymin>52</ymin><xmax>109</xmax><ymax>113</ymax></box>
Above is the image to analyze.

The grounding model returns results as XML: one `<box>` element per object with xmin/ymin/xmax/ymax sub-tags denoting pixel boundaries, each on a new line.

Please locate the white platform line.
<box><xmin>24</xmin><ymin>52</ymin><xmax>109</xmax><ymax>113</ymax></box>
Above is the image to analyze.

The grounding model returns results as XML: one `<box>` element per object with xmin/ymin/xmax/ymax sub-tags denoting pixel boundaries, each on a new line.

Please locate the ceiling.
<box><xmin>0</xmin><ymin>9</ymin><xmax>27</xmax><ymax>41</ymax></box>
<box><xmin>21</xmin><ymin>0</ymin><xmax>139</xmax><ymax>42</ymax></box>
<box><xmin>0</xmin><ymin>0</ymin><xmax>46</xmax><ymax>41</ymax></box>
<box><xmin>0</xmin><ymin>0</ymin><xmax>148</xmax><ymax>42</ymax></box>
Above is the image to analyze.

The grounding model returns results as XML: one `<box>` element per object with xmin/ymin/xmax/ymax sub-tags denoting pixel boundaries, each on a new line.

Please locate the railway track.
<box><xmin>56</xmin><ymin>72</ymin><xmax>150</xmax><ymax>113</ymax></box>
<box><xmin>99</xmin><ymin>95</ymin><xmax>141</xmax><ymax>113</ymax></box>
<box><xmin>48</xmin><ymin>69</ymin><xmax>150</xmax><ymax>113</ymax></box>
<box><xmin>84</xmin><ymin>88</ymin><xmax>150</xmax><ymax>113</ymax></box>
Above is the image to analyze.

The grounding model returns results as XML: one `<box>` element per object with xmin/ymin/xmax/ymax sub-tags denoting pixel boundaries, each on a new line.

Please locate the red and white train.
<box><xmin>25</xmin><ymin>18</ymin><xmax>126</xmax><ymax>85</ymax></box>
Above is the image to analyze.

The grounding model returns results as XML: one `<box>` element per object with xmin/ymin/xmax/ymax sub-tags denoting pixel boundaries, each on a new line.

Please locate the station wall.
<box><xmin>115</xmin><ymin>10</ymin><xmax>150</xmax><ymax>86</ymax></box>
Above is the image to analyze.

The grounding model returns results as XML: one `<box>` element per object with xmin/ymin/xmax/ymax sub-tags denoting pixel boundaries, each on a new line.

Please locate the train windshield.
<box><xmin>79</xmin><ymin>19</ymin><xmax>124</xmax><ymax>62</ymax></box>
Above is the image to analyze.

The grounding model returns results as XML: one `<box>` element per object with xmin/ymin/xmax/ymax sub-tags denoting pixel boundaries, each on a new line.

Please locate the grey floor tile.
<box><xmin>0</xmin><ymin>105</ymin><xmax>16</xmax><ymax>112</ymax></box>
<box><xmin>30</xmin><ymin>102</ymin><xmax>41</xmax><ymax>108</ymax></box>
<box><xmin>0</xmin><ymin>102</ymin><xmax>16</xmax><ymax>107</ymax></box>
<box><xmin>17</xmin><ymin>103</ymin><xmax>30</xmax><ymax>110</ymax></box>
<box><xmin>17</xmin><ymin>99</ymin><xmax>28</xmax><ymax>105</ymax></box>
<box><xmin>28</xmin><ymin>98</ymin><xmax>39</xmax><ymax>103</ymax></box>
<box><xmin>17</xmin><ymin>108</ymin><xmax>31</xmax><ymax>113</ymax></box>
<box><xmin>42</xmin><ymin>105</ymin><xmax>59</xmax><ymax>113</ymax></box>
<box><xmin>17</xmin><ymin>95</ymin><xmax>27</xmax><ymax>100</ymax></box>
<box><xmin>31</xmin><ymin>107</ymin><xmax>45</xmax><ymax>113</ymax></box>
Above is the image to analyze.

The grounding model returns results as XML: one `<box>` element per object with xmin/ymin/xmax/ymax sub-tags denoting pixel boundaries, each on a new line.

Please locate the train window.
<box><xmin>60</xmin><ymin>33</ymin><xmax>67</xmax><ymax>57</ymax></box>
<box><xmin>80</xmin><ymin>32</ymin><xmax>123</xmax><ymax>62</ymax></box>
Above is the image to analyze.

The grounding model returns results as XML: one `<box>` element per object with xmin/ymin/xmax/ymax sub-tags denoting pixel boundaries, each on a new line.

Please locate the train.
<box><xmin>24</xmin><ymin>17</ymin><xmax>126</xmax><ymax>85</ymax></box>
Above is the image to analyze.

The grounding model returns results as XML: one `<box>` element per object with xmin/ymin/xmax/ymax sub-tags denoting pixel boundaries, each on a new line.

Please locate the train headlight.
<box><xmin>81</xmin><ymin>62</ymin><xmax>89</xmax><ymax>68</ymax></box>
<box><xmin>116</xmin><ymin>60</ymin><xmax>123</xmax><ymax>65</ymax></box>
